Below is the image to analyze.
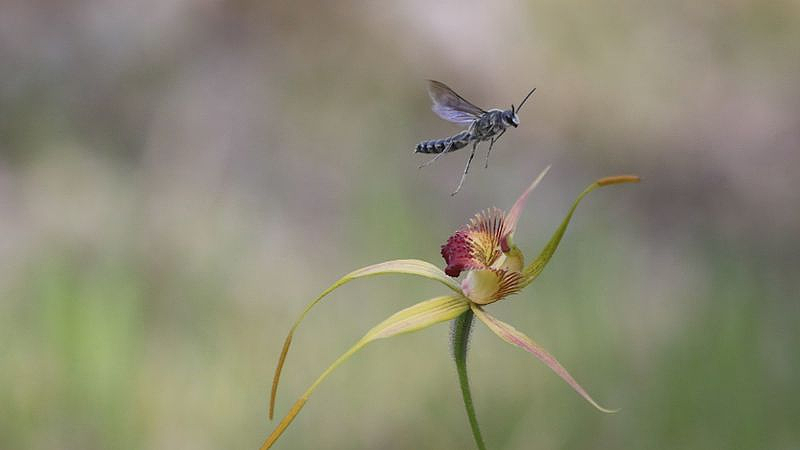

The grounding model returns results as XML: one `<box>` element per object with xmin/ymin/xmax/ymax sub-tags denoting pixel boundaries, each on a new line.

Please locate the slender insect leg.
<box><xmin>484</xmin><ymin>129</ymin><xmax>505</xmax><ymax>168</ymax></box>
<box><xmin>418</xmin><ymin>143</ymin><xmax>452</xmax><ymax>169</ymax></box>
<box><xmin>451</xmin><ymin>141</ymin><xmax>478</xmax><ymax>196</ymax></box>
<box><xmin>485</xmin><ymin>138</ymin><xmax>495</xmax><ymax>169</ymax></box>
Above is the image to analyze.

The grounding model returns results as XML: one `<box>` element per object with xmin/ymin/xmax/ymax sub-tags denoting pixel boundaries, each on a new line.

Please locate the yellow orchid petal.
<box><xmin>261</xmin><ymin>295</ymin><xmax>470</xmax><ymax>450</ymax></box>
<box><xmin>522</xmin><ymin>175</ymin><xmax>640</xmax><ymax>287</ymax></box>
<box><xmin>471</xmin><ymin>304</ymin><xmax>617</xmax><ymax>413</ymax></box>
<box><xmin>270</xmin><ymin>259</ymin><xmax>461</xmax><ymax>420</ymax></box>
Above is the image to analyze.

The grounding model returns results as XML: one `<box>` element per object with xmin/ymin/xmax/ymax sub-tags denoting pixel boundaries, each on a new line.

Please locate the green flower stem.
<box><xmin>452</xmin><ymin>309</ymin><xmax>487</xmax><ymax>450</ymax></box>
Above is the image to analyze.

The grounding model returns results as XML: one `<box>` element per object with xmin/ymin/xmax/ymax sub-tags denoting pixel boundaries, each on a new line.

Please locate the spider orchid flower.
<box><xmin>261</xmin><ymin>167</ymin><xmax>639</xmax><ymax>450</ymax></box>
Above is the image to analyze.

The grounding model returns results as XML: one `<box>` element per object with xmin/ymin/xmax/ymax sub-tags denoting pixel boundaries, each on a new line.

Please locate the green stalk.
<box><xmin>452</xmin><ymin>309</ymin><xmax>487</xmax><ymax>450</ymax></box>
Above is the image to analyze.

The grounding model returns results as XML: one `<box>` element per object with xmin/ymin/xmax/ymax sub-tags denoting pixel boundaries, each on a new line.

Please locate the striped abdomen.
<box><xmin>415</xmin><ymin>130</ymin><xmax>472</xmax><ymax>154</ymax></box>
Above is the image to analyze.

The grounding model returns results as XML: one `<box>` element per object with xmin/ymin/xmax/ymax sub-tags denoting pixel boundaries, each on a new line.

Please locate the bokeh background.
<box><xmin>2</xmin><ymin>1</ymin><xmax>799</xmax><ymax>449</ymax></box>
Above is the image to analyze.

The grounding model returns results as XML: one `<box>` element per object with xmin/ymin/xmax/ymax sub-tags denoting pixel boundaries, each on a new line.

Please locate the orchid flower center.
<box><xmin>441</xmin><ymin>208</ymin><xmax>526</xmax><ymax>304</ymax></box>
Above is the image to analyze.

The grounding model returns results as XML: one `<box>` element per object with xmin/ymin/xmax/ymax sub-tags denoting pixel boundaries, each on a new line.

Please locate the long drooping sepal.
<box><xmin>522</xmin><ymin>175</ymin><xmax>640</xmax><ymax>287</ymax></box>
<box><xmin>261</xmin><ymin>295</ymin><xmax>470</xmax><ymax>450</ymax></box>
<box><xmin>270</xmin><ymin>259</ymin><xmax>460</xmax><ymax>419</ymax></box>
<box><xmin>471</xmin><ymin>304</ymin><xmax>617</xmax><ymax>413</ymax></box>
<box><xmin>452</xmin><ymin>310</ymin><xmax>486</xmax><ymax>450</ymax></box>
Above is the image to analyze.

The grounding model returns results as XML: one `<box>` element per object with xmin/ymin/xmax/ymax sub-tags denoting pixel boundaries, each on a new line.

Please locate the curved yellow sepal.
<box><xmin>262</xmin><ymin>295</ymin><xmax>470</xmax><ymax>449</ymax></box>
<box><xmin>269</xmin><ymin>259</ymin><xmax>460</xmax><ymax>420</ymax></box>
<box><xmin>522</xmin><ymin>175</ymin><xmax>639</xmax><ymax>286</ymax></box>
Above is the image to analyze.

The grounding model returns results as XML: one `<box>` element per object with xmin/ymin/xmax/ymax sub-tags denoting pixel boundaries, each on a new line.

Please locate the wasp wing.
<box><xmin>427</xmin><ymin>80</ymin><xmax>486</xmax><ymax>124</ymax></box>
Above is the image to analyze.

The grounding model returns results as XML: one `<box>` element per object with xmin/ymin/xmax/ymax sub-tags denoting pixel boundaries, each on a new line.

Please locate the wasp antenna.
<box><xmin>511</xmin><ymin>104</ymin><xmax>515</xmax><ymax>114</ymax></box>
<box><xmin>516</xmin><ymin>87</ymin><xmax>537</xmax><ymax>112</ymax></box>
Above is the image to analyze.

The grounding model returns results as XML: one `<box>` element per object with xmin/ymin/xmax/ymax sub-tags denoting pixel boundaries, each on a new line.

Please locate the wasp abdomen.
<box><xmin>415</xmin><ymin>130</ymin><xmax>471</xmax><ymax>154</ymax></box>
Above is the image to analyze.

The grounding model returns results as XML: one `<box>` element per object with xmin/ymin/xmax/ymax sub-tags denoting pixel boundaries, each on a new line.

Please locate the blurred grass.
<box><xmin>2</xmin><ymin>187</ymin><xmax>797</xmax><ymax>449</ymax></box>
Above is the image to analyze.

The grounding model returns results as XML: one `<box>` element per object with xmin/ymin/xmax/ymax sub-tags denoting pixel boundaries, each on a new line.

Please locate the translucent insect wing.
<box><xmin>427</xmin><ymin>80</ymin><xmax>485</xmax><ymax>124</ymax></box>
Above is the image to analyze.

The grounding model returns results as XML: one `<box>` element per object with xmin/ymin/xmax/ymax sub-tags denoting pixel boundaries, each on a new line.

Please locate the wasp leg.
<box><xmin>451</xmin><ymin>142</ymin><xmax>478</xmax><ymax>196</ymax></box>
<box><xmin>418</xmin><ymin>142</ymin><xmax>453</xmax><ymax>169</ymax></box>
<box><xmin>484</xmin><ymin>129</ymin><xmax>506</xmax><ymax>169</ymax></box>
<box><xmin>485</xmin><ymin>138</ymin><xmax>495</xmax><ymax>169</ymax></box>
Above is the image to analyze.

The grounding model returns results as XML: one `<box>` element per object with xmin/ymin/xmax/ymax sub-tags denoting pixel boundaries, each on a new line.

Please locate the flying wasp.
<box><xmin>415</xmin><ymin>80</ymin><xmax>536</xmax><ymax>195</ymax></box>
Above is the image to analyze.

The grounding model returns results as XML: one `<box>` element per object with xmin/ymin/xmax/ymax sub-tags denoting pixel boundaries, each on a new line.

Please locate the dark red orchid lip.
<box><xmin>441</xmin><ymin>208</ymin><xmax>508</xmax><ymax>277</ymax></box>
<box><xmin>441</xmin><ymin>230</ymin><xmax>471</xmax><ymax>277</ymax></box>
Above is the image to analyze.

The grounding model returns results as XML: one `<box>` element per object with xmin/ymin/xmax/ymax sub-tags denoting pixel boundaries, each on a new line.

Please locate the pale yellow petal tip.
<box><xmin>597</xmin><ymin>175</ymin><xmax>641</xmax><ymax>186</ymax></box>
<box><xmin>594</xmin><ymin>404</ymin><xmax>620</xmax><ymax>414</ymax></box>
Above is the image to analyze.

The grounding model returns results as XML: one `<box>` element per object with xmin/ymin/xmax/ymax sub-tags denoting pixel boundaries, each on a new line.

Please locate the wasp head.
<box><xmin>503</xmin><ymin>108</ymin><xmax>520</xmax><ymax>128</ymax></box>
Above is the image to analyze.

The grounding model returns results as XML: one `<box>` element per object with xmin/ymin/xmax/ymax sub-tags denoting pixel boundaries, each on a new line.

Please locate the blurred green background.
<box><xmin>1</xmin><ymin>1</ymin><xmax>799</xmax><ymax>449</ymax></box>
